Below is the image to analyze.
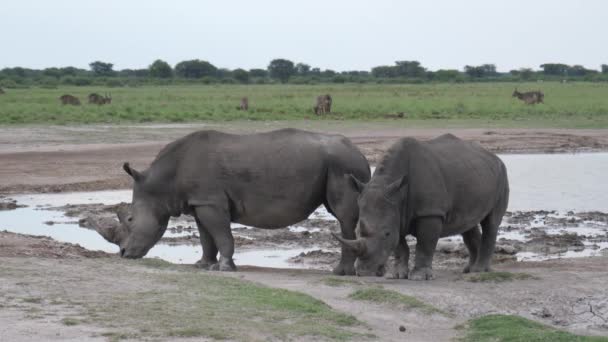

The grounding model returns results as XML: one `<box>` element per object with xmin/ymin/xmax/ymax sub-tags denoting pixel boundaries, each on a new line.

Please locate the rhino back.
<box><xmin>154</xmin><ymin>129</ymin><xmax>366</xmax><ymax>228</ymax></box>
<box><xmin>378</xmin><ymin>134</ymin><xmax>507</xmax><ymax>236</ymax></box>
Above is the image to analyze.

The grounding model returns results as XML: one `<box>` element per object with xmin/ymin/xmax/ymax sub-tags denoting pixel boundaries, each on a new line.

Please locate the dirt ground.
<box><xmin>2</xmin><ymin>122</ymin><xmax>608</xmax><ymax>341</ymax></box>
<box><xmin>1</xmin><ymin>123</ymin><xmax>608</xmax><ymax>194</ymax></box>
<box><xmin>1</xmin><ymin>233</ymin><xmax>607</xmax><ymax>341</ymax></box>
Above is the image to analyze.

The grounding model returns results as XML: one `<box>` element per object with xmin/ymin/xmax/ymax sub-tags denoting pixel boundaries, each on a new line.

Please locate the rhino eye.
<box><xmin>127</xmin><ymin>216</ymin><xmax>133</xmax><ymax>223</ymax></box>
<box><xmin>384</xmin><ymin>232</ymin><xmax>390</xmax><ymax>237</ymax></box>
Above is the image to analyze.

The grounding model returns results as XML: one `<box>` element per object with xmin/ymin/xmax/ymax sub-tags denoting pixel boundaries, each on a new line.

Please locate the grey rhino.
<box><xmin>335</xmin><ymin>134</ymin><xmax>509</xmax><ymax>280</ymax></box>
<box><xmin>100</xmin><ymin>129</ymin><xmax>370</xmax><ymax>275</ymax></box>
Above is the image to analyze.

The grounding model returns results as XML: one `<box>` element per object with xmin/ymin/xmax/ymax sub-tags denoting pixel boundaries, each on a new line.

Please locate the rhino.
<box><xmin>99</xmin><ymin>129</ymin><xmax>371</xmax><ymax>274</ymax></box>
<box><xmin>335</xmin><ymin>134</ymin><xmax>509</xmax><ymax>280</ymax></box>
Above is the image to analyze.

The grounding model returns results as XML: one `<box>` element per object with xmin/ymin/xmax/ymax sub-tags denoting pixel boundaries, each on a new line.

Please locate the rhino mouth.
<box><xmin>355</xmin><ymin>264</ymin><xmax>386</xmax><ymax>277</ymax></box>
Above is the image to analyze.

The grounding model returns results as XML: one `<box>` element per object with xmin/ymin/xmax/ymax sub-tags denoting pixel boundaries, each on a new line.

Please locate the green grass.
<box><xmin>321</xmin><ymin>277</ymin><xmax>363</xmax><ymax>287</ymax></box>
<box><xmin>61</xmin><ymin>317</ymin><xmax>81</xmax><ymax>326</ymax></box>
<box><xmin>348</xmin><ymin>287</ymin><xmax>443</xmax><ymax>314</ymax></box>
<box><xmin>465</xmin><ymin>272</ymin><xmax>537</xmax><ymax>283</ymax></box>
<box><xmin>462</xmin><ymin>314</ymin><xmax>608</xmax><ymax>341</ymax></box>
<box><xmin>82</xmin><ymin>267</ymin><xmax>363</xmax><ymax>341</ymax></box>
<box><xmin>1</xmin><ymin>82</ymin><xmax>607</xmax><ymax>127</ymax></box>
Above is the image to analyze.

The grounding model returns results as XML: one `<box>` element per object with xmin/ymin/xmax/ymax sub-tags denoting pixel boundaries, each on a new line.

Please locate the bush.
<box><xmin>105</xmin><ymin>79</ymin><xmax>124</xmax><ymax>87</ymax></box>
<box><xmin>73</xmin><ymin>77</ymin><xmax>92</xmax><ymax>86</ymax></box>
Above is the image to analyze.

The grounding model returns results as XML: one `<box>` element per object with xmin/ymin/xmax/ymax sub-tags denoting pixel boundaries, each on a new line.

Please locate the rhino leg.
<box><xmin>410</xmin><ymin>217</ymin><xmax>442</xmax><ymax>281</ymax></box>
<box><xmin>194</xmin><ymin>216</ymin><xmax>218</xmax><ymax>270</ymax></box>
<box><xmin>470</xmin><ymin>212</ymin><xmax>501</xmax><ymax>273</ymax></box>
<box><xmin>461</xmin><ymin>226</ymin><xmax>481</xmax><ymax>273</ymax></box>
<box><xmin>194</xmin><ymin>205</ymin><xmax>236</xmax><ymax>272</ymax></box>
<box><xmin>390</xmin><ymin>236</ymin><xmax>409</xmax><ymax>279</ymax></box>
<box><xmin>325</xmin><ymin>172</ymin><xmax>361</xmax><ymax>276</ymax></box>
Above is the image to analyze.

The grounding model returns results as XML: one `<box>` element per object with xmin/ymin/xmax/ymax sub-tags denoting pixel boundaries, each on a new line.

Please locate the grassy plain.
<box><xmin>1</xmin><ymin>82</ymin><xmax>607</xmax><ymax>127</ymax></box>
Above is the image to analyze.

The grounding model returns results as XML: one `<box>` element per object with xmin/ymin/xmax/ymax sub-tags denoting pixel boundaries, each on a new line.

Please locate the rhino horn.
<box><xmin>331</xmin><ymin>233</ymin><xmax>366</xmax><ymax>255</ymax></box>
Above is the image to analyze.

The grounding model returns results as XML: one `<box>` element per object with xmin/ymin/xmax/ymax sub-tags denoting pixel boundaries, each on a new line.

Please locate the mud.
<box><xmin>2</xmin><ymin>124</ymin><xmax>608</xmax><ymax>194</ymax></box>
<box><xmin>24</xmin><ymin>201</ymin><xmax>608</xmax><ymax>271</ymax></box>
<box><xmin>0</xmin><ymin>230</ymin><xmax>110</xmax><ymax>259</ymax></box>
<box><xmin>0</xmin><ymin>198</ymin><xmax>25</xmax><ymax>211</ymax></box>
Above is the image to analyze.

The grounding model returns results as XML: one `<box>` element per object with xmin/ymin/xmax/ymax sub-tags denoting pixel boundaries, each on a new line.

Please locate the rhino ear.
<box><xmin>384</xmin><ymin>175</ymin><xmax>408</xmax><ymax>199</ymax></box>
<box><xmin>347</xmin><ymin>174</ymin><xmax>366</xmax><ymax>193</ymax></box>
<box><xmin>123</xmin><ymin>162</ymin><xmax>143</xmax><ymax>182</ymax></box>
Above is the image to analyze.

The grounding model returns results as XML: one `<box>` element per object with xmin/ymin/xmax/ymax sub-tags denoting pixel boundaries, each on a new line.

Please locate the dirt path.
<box><xmin>1</xmin><ymin>122</ymin><xmax>608</xmax><ymax>194</ymax></box>
<box><xmin>1</xmin><ymin>232</ymin><xmax>607</xmax><ymax>341</ymax></box>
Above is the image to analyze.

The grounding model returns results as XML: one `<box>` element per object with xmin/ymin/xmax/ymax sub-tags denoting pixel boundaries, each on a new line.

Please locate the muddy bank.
<box><xmin>2</xmin><ymin>125</ymin><xmax>608</xmax><ymax>194</ymax></box>
<box><xmin>27</xmin><ymin>201</ymin><xmax>608</xmax><ymax>270</ymax></box>
<box><xmin>0</xmin><ymin>230</ymin><xmax>110</xmax><ymax>259</ymax></box>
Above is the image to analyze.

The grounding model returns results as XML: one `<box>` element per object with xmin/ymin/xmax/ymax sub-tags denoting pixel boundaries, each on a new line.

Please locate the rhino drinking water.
<box><xmin>335</xmin><ymin>134</ymin><xmax>509</xmax><ymax>280</ymax></box>
<box><xmin>99</xmin><ymin>129</ymin><xmax>370</xmax><ymax>274</ymax></box>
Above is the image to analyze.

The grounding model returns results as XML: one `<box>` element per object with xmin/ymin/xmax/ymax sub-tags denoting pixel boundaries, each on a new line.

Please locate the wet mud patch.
<box><xmin>0</xmin><ymin>231</ymin><xmax>110</xmax><ymax>259</ymax></box>
<box><xmin>0</xmin><ymin>198</ymin><xmax>26</xmax><ymax>211</ymax></box>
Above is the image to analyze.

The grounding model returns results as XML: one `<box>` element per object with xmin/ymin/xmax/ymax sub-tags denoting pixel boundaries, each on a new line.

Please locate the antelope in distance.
<box><xmin>512</xmin><ymin>89</ymin><xmax>544</xmax><ymax>105</ymax></box>
<box><xmin>236</xmin><ymin>97</ymin><xmax>249</xmax><ymax>111</ymax></box>
<box><xmin>59</xmin><ymin>94</ymin><xmax>81</xmax><ymax>105</ymax></box>
<box><xmin>89</xmin><ymin>93</ymin><xmax>112</xmax><ymax>105</ymax></box>
<box><xmin>314</xmin><ymin>94</ymin><xmax>332</xmax><ymax>115</ymax></box>
<box><xmin>0</xmin><ymin>87</ymin><xmax>5</xmax><ymax>95</ymax></box>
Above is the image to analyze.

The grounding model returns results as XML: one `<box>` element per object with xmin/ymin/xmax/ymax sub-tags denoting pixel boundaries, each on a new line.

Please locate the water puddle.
<box><xmin>2</xmin><ymin>152</ymin><xmax>608</xmax><ymax>268</ymax></box>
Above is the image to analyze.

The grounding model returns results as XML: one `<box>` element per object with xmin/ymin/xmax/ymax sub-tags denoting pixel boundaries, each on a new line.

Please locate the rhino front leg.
<box><xmin>194</xmin><ymin>205</ymin><xmax>236</xmax><ymax>272</ymax></box>
<box><xmin>410</xmin><ymin>217</ymin><xmax>442</xmax><ymax>280</ymax></box>
<box><xmin>390</xmin><ymin>236</ymin><xmax>409</xmax><ymax>279</ymax></box>
<box><xmin>193</xmin><ymin>216</ymin><xmax>218</xmax><ymax>270</ymax></box>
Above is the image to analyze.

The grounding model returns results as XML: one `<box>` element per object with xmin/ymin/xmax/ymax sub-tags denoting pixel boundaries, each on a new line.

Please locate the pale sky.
<box><xmin>1</xmin><ymin>0</ymin><xmax>606</xmax><ymax>72</ymax></box>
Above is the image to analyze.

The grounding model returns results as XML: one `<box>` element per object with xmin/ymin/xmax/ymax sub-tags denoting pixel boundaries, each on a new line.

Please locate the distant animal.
<box><xmin>96</xmin><ymin>129</ymin><xmax>371</xmax><ymax>275</ymax></box>
<box><xmin>89</xmin><ymin>93</ymin><xmax>112</xmax><ymax>105</ymax></box>
<box><xmin>335</xmin><ymin>134</ymin><xmax>509</xmax><ymax>280</ymax></box>
<box><xmin>236</xmin><ymin>97</ymin><xmax>249</xmax><ymax>111</ymax></box>
<box><xmin>0</xmin><ymin>88</ymin><xmax>5</xmax><ymax>95</ymax></box>
<box><xmin>512</xmin><ymin>89</ymin><xmax>543</xmax><ymax>105</ymax></box>
<box><xmin>59</xmin><ymin>94</ymin><xmax>81</xmax><ymax>105</ymax></box>
<box><xmin>314</xmin><ymin>94</ymin><xmax>332</xmax><ymax>115</ymax></box>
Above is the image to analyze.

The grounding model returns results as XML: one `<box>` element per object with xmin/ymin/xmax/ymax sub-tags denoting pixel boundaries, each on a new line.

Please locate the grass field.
<box><xmin>1</xmin><ymin>82</ymin><xmax>607</xmax><ymax>127</ymax></box>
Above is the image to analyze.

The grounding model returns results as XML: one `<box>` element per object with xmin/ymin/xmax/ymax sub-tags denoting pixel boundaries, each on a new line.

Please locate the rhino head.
<box><xmin>99</xmin><ymin>163</ymin><xmax>171</xmax><ymax>258</ymax></box>
<box><xmin>334</xmin><ymin>174</ymin><xmax>408</xmax><ymax>277</ymax></box>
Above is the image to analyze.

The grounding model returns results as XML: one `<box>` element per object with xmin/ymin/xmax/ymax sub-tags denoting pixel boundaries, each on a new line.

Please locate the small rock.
<box><xmin>399</xmin><ymin>325</ymin><xmax>406</xmax><ymax>332</ymax></box>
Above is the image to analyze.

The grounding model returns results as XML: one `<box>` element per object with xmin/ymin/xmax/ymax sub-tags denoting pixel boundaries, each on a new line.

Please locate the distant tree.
<box><xmin>464</xmin><ymin>64</ymin><xmax>496</xmax><ymax>78</ymax></box>
<box><xmin>540</xmin><ymin>63</ymin><xmax>569</xmax><ymax>76</ymax></box>
<box><xmin>434</xmin><ymin>69</ymin><xmax>461</xmax><ymax>81</ymax></box>
<box><xmin>268</xmin><ymin>59</ymin><xmax>295</xmax><ymax>83</ymax></box>
<box><xmin>89</xmin><ymin>61</ymin><xmax>115</xmax><ymax>77</ymax></box>
<box><xmin>394</xmin><ymin>60</ymin><xmax>426</xmax><ymax>77</ymax></box>
<box><xmin>174</xmin><ymin>59</ymin><xmax>217</xmax><ymax>78</ymax></box>
<box><xmin>43</xmin><ymin>68</ymin><xmax>61</xmax><ymax>78</ymax></box>
<box><xmin>233</xmin><ymin>69</ymin><xmax>249</xmax><ymax>83</ymax></box>
<box><xmin>322</xmin><ymin>69</ymin><xmax>336</xmax><ymax>78</ymax></box>
<box><xmin>518</xmin><ymin>68</ymin><xmax>534</xmax><ymax>80</ymax></box>
<box><xmin>568</xmin><ymin>65</ymin><xmax>594</xmax><ymax>77</ymax></box>
<box><xmin>216</xmin><ymin>68</ymin><xmax>232</xmax><ymax>79</ymax></box>
<box><xmin>310</xmin><ymin>67</ymin><xmax>321</xmax><ymax>76</ymax></box>
<box><xmin>149</xmin><ymin>59</ymin><xmax>173</xmax><ymax>78</ymax></box>
<box><xmin>602</xmin><ymin>64</ymin><xmax>608</xmax><ymax>74</ymax></box>
<box><xmin>295</xmin><ymin>63</ymin><xmax>311</xmax><ymax>75</ymax></box>
<box><xmin>371</xmin><ymin>65</ymin><xmax>397</xmax><ymax>78</ymax></box>
<box><xmin>249</xmin><ymin>69</ymin><xmax>268</xmax><ymax>78</ymax></box>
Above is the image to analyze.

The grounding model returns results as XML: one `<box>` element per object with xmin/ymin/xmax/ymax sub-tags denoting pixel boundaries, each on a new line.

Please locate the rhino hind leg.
<box><xmin>470</xmin><ymin>213</ymin><xmax>501</xmax><ymax>273</ymax></box>
<box><xmin>194</xmin><ymin>205</ymin><xmax>236</xmax><ymax>272</ymax></box>
<box><xmin>410</xmin><ymin>217</ymin><xmax>442</xmax><ymax>280</ymax></box>
<box><xmin>461</xmin><ymin>226</ymin><xmax>481</xmax><ymax>273</ymax></box>
<box><xmin>194</xmin><ymin>216</ymin><xmax>219</xmax><ymax>270</ymax></box>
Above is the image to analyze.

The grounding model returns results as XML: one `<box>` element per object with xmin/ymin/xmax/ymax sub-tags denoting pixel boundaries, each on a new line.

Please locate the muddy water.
<box><xmin>1</xmin><ymin>152</ymin><xmax>608</xmax><ymax>268</ymax></box>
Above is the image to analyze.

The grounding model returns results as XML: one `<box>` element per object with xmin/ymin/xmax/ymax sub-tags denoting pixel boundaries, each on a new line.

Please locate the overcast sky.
<box><xmin>1</xmin><ymin>0</ymin><xmax>606</xmax><ymax>72</ymax></box>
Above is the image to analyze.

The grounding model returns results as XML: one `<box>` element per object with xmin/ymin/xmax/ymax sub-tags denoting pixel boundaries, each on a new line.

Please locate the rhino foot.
<box><xmin>462</xmin><ymin>264</ymin><xmax>472</xmax><ymax>274</ymax></box>
<box><xmin>195</xmin><ymin>257</ymin><xmax>218</xmax><ymax>270</ymax></box>
<box><xmin>469</xmin><ymin>264</ymin><xmax>492</xmax><ymax>273</ymax></box>
<box><xmin>409</xmin><ymin>267</ymin><xmax>434</xmax><ymax>281</ymax></box>
<box><xmin>210</xmin><ymin>258</ymin><xmax>237</xmax><ymax>272</ymax></box>
<box><xmin>333</xmin><ymin>262</ymin><xmax>356</xmax><ymax>276</ymax></box>
<box><xmin>390</xmin><ymin>265</ymin><xmax>409</xmax><ymax>279</ymax></box>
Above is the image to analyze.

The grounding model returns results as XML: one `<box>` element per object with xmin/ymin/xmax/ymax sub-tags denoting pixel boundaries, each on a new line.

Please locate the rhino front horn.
<box><xmin>331</xmin><ymin>233</ymin><xmax>366</xmax><ymax>255</ymax></box>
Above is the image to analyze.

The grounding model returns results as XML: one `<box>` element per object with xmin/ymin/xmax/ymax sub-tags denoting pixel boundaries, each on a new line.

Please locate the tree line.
<box><xmin>1</xmin><ymin>59</ymin><xmax>607</xmax><ymax>88</ymax></box>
